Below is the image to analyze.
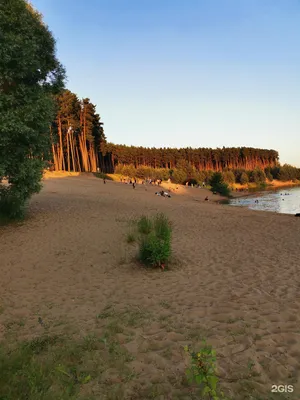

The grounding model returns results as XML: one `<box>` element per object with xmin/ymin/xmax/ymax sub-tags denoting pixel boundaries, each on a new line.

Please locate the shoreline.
<box><xmin>230</xmin><ymin>180</ymin><xmax>300</xmax><ymax>199</ymax></box>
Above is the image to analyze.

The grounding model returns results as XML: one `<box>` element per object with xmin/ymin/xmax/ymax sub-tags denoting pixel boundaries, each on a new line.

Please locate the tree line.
<box><xmin>114</xmin><ymin>163</ymin><xmax>300</xmax><ymax>186</ymax></box>
<box><xmin>100</xmin><ymin>143</ymin><xmax>279</xmax><ymax>173</ymax></box>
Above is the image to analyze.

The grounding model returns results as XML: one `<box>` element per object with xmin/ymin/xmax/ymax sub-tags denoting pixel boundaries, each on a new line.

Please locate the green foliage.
<box><xmin>137</xmin><ymin>215</ymin><xmax>153</xmax><ymax>235</ymax></box>
<box><xmin>107</xmin><ymin>144</ymin><xmax>279</xmax><ymax>175</ymax></box>
<box><xmin>184</xmin><ymin>342</ymin><xmax>225</xmax><ymax>400</ymax></box>
<box><xmin>277</xmin><ymin>164</ymin><xmax>300</xmax><ymax>182</ymax></box>
<box><xmin>250</xmin><ymin>168</ymin><xmax>266</xmax><ymax>184</ymax></box>
<box><xmin>126</xmin><ymin>232</ymin><xmax>136</xmax><ymax>244</ymax></box>
<box><xmin>222</xmin><ymin>171</ymin><xmax>235</xmax><ymax>184</ymax></box>
<box><xmin>170</xmin><ymin>168</ymin><xmax>187</xmax><ymax>184</ymax></box>
<box><xmin>264</xmin><ymin>167</ymin><xmax>273</xmax><ymax>182</ymax></box>
<box><xmin>134</xmin><ymin>213</ymin><xmax>172</xmax><ymax>268</ymax></box>
<box><xmin>0</xmin><ymin>0</ymin><xmax>65</xmax><ymax>220</ymax></box>
<box><xmin>0</xmin><ymin>334</ymin><xmax>93</xmax><ymax>400</ymax></box>
<box><xmin>209</xmin><ymin>173</ymin><xmax>231</xmax><ymax>197</ymax></box>
<box><xmin>184</xmin><ymin>178</ymin><xmax>198</xmax><ymax>186</ymax></box>
<box><xmin>270</xmin><ymin>166</ymin><xmax>280</xmax><ymax>180</ymax></box>
<box><xmin>239</xmin><ymin>172</ymin><xmax>249</xmax><ymax>185</ymax></box>
<box><xmin>93</xmin><ymin>172</ymin><xmax>111</xmax><ymax>180</ymax></box>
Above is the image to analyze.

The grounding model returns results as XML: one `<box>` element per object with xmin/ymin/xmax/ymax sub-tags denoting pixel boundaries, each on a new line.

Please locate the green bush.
<box><xmin>136</xmin><ymin>213</ymin><xmax>172</xmax><ymax>268</ymax></box>
<box><xmin>137</xmin><ymin>216</ymin><xmax>152</xmax><ymax>235</ymax></box>
<box><xmin>240</xmin><ymin>172</ymin><xmax>249</xmax><ymax>185</ymax></box>
<box><xmin>250</xmin><ymin>168</ymin><xmax>266</xmax><ymax>184</ymax></box>
<box><xmin>209</xmin><ymin>172</ymin><xmax>231</xmax><ymax>197</ymax></box>
<box><xmin>264</xmin><ymin>167</ymin><xmax>273</xmax><ymax>182</ymax></box>
<box><xmin>277</xmin><ymin>164</ymin><xmax>300</xmax><ymax>182</ymax></box>
<box><xmin>172</xmin><ymin>168</ymin><xmax>188</xmax><ymax>184</ymax></box>
<box><xmin>0</xmin><ymin>187</ymin><xmax>28</xmax><ymax>220</ymax></box>
<box><xmin>222</xmin><ymin>171</ymin><xmax>235</xmax><ymax>184</ymax></box>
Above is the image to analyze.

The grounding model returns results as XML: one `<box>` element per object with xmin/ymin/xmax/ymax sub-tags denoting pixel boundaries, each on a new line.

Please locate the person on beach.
<box><xmin>103</xmin><ymin>178</ymin><xmax>106</xmax><ymax>184</ymax></box>
<box><xmin>133</xmin><ymin>182</ymin><xmax>135</xmax><ymax>189</ymax></box>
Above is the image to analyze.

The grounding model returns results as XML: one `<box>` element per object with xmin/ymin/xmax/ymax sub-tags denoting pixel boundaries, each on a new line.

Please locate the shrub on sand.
<box><xmin>137</xmin><ymin>213</ymin><xmax>172</xmax><ymax>269</ymax></box>
<box><xmin>137</xmin><ymin>215</ymin><xmax>152</xmax><ymax>235</ymax></box>
<box><xmin>209</xmin><ymin>172</ymin><xmax>231</xmax><ymax>197</ymax></box>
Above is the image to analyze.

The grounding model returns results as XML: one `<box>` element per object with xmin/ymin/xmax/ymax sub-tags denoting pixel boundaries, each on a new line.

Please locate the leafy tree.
<box><xmin>240</xmin><ymin>172</ymin><xmax>249</xmax><ymax>185</ymax></box>
<box><xmin>172</xmin><ymin>168</ymin><xmax>188</xmax><ymax>184</ymax></box>
<box><xmin>0</xmin><ymin>0</ymin><xmax>65</xmax><ymax>218</ymax></box>
<box><xmin>222</xmin><ymin>170</ymin><xmax>235</xmax><ymax>184</ymax></box>
<box><xmin>209</xmin><ymin>172</ymin><xmax>230</xmax><ymax>196</ymax></box>
<box><xmin>264</xmin><ymin>166</ymin><xmax>273</xmax><ymax>182</ymax></box>
<box><xmin>250</xmin><ymin>168</ymin><xmax>266</xmax><ymax>184</ymax></box>
<box><xmin>278</xmin><ymin>164</ymin><xmax>300</xmax><ymax>182</ymax></box>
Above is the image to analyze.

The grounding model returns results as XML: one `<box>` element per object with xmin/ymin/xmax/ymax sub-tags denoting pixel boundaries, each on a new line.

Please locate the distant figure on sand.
<box><xmin>205</xmin><ymin>196</ymin><xmax>209</xmax><ymax>201</ymax></box>
<box><xmin>103</xmin><ymin>178</ymin><xmax>106</xmax><ymax>184</ymax></box>
<box><xmin>133</xmin><ymin>182</ymin><xmax>135</xmax><ymax>189</ymax></box>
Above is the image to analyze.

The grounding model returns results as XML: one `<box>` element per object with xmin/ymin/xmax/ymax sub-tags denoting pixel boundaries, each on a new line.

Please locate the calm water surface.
<box><xmin>229</xmin><ymin>186</ymin><xmax>300</xmax><ymax>215</ymax></box>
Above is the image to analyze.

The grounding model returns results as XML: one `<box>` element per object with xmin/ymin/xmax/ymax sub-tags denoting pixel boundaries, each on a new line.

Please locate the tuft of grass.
<box><xmin>126</xmin><ymin>232</ymin><xmax>136</xmax><ymax>244</ymax></box>
<box><xmin>159</xmin><ymin>300</ymin><xmax>171</xmax><ymax>309</ymax></box>
<box><xmin>137</xmin><ymin>215</ymin><xmax>152</xmax><ymax>235</ymax></box>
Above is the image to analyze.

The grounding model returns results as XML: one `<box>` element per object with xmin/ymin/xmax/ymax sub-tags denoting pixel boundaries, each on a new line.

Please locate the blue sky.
<box><xmin>32</xmin><ymin>0</ymin><xmax>300</xmax><ymax>166</ymax></box>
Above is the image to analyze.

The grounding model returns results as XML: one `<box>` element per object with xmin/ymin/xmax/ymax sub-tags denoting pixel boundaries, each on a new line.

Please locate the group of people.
<box><xmin>155</xmin><ymin>190</ymin><xmax>171</xmax><ymax>198</ymax></box>
<box><xmin>120</xmin><ymin>177</ymin><xmax>137</xmax><ymax>188</ymax></box>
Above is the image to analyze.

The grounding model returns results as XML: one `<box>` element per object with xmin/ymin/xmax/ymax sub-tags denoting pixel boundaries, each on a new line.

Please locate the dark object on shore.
<box><xmin>103</xmin><ymin>178</ymin><xmax>106</xmax><ymax>184</ymax></box>
<box><xmin>133</xmin><ymin>183</ymin><xmax>135</xmax><ymax>189</ymax></box>
<box><xmin>155</xmin><ymin>191</ymin><xmax>171</xmax><ymax>198</ymax></box>
<box><xmin>205</xmin><ymin>196</ymin><xmax>209</xmax><ymax>201</ymax></box>
<box><xmin>295</xmin><ymin>213</ymin><xmax>300</xmax><ymax>217</ymax></box>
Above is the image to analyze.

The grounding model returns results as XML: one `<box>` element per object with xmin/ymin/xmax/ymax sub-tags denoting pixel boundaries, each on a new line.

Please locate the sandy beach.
<box><xmin>1</xmin><ymin>173</ymin><xmax>300</xmax><ymax>399</ymax></box>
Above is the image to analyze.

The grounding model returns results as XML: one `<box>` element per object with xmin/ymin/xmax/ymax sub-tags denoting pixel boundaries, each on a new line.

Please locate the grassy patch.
<box><xmin>93</xmin><ymin>172</ymin><xmax>112</xmax><ymax>180</ymax></box>
<box><xmin>159</xmin><ymin>300</ymin><xmax>171</xmax><ymax>309</ymax></box>
<box><xmin>126</xmin><ymin>232</ymin><xmax>136</xmax><ymax>244</ymax></box>
<box><xmin>0</xmin><ymin>329</ymin><xmax>136</xmax><ymax>400</ymax></box>
<box><xmin>137</xmin><ymin>215</ymin><xmax>152</xmax><ymax>235</ymax></box>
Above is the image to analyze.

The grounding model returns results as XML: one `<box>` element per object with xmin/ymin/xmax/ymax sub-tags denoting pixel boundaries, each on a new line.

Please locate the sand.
<box><xmin>1</xmin><ymin>173</ymin><xmax>300</xmax><ymax>399</ymax></box>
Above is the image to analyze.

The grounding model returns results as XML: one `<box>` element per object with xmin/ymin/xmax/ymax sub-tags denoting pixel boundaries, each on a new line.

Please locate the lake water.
<box><xmin>228</xmin><ymin>186</ymin><xmax>300</xmax><ymax>215</ymax></box>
